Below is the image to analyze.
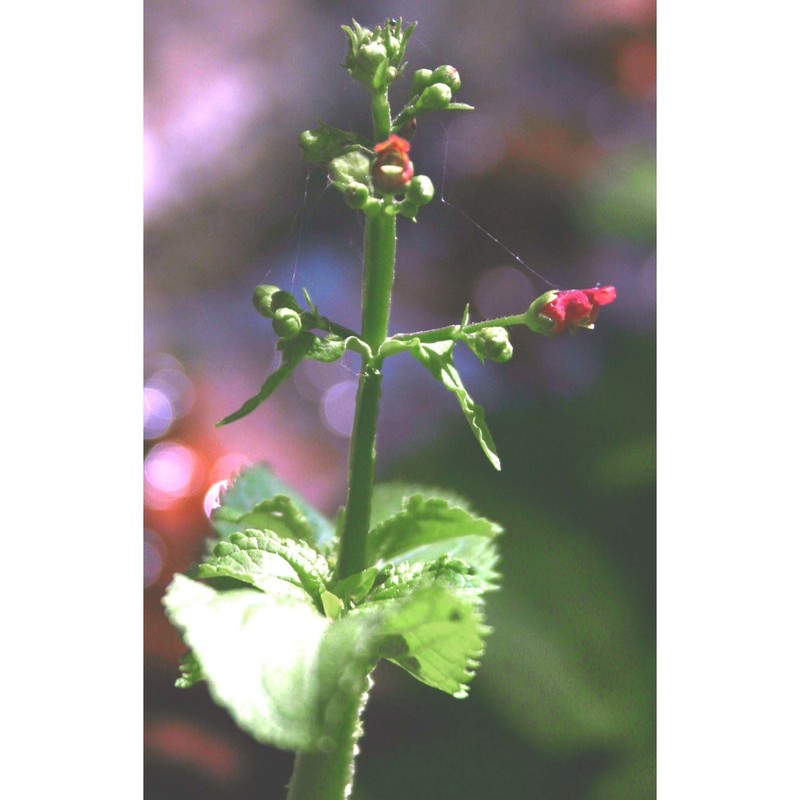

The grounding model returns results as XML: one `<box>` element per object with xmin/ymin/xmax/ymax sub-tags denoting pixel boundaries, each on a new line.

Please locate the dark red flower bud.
<box><xmin>525</xmin><ymin>286</ymin><xmax>616</xmax><ymax>335</ymax></box>
<box><xmin>372</xmin><ymin>134</ymin><xmax>414</xmax><ymax>193</ymax></box>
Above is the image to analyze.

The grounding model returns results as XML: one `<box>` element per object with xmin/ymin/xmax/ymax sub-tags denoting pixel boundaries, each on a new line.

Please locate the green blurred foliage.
<box><xmin>355</xmin><ymin>332</ymin><xmax>655</xmax><ymax>799</ymax></box>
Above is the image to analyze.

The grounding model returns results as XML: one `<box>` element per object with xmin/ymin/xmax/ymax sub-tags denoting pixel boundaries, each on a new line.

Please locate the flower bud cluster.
<box><xmin>342</xmin><ymin>18</ymin><xmax>416</xmax><ymax>92</ymax></box>
<box><xmin>252</xmin><ymin>286</ymin><xmax>308</xmax><ymax>339</ymax></box>
<box><xmin>394</xmin><ymin>64</ymin><xmax>468</xmax><ymax>130</ymax></box>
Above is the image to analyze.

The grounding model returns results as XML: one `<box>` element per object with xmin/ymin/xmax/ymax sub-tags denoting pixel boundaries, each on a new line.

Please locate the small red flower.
<box><xmin>372</xmin><ymin>134</ymin><xmax>414</xmax><ymax>192</ymax></box>
<box><xmin>539</xmin><ymin>286</ymin><xmax>617</xmax><ymax>335</ymax></box>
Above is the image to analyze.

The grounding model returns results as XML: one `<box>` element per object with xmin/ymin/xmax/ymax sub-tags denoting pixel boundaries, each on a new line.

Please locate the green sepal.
<box><xmin>196</xmin><ymin>529</ymin><xmax>332</xmax><ymax>610</ymax></box>
<box><xmin>211</xmin><ymin>464</ymin><xmax>336</xmax><ymax>551</ymax></box>
<box><xmin>367</xmin><ymin>494</ymin><xmax>502</xmax><ymax>586</ymax></box>
<box><xmin>328</xmin><ymin>150</ymin><xmax>372</xmax><ymax>191</ymax></box>
<box><xmin>401</xmin><ymin>339</ymin><xmax>502</xmax><ymax>470</ymax></box>
<box><xmin>175</xmin><ymin>650</ymin><xmax>205</xmax><ymax>689</ymax></box>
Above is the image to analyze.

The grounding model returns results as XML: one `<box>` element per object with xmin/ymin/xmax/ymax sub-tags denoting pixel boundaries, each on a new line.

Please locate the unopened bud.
<box><xmin>471</xmin><ymin>327</ymin><xmax>513</xmax><ymax>363</ymax></box>
<box><xmin>430</xmin><ymin>65</ymin><xmax>461</xmax><ymax>92</ymax></box>
<box><xmin>343</xmin><ymin>182</ymin><xmax>371</xmax><ymax>210</ymax></box>
<box><xmin>411</xmin><ymin>68</ymin><xmax>433</xmax><ymax>96</ymax></box>
<box><xmin>418</xmin><ymin>82</ymin><xmax>452</xmax><ymax>111</ymax></box>
<box><xmin>405</xmin><ymin>175</ymin><xmax>435</xmax><ymax>206</ymax></box>
<box><xmin>272</xmin><ymin>307</ymin><xmax>303</xmax><ymax>339</ymax></box>
<box><xmin>253</xmin><ymin>285</ymin><xmax>281</xmax><ymax>318</ymax></box>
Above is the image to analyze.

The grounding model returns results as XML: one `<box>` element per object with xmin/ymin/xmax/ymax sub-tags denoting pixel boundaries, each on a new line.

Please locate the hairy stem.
<box><xmin>286</xmin><ymin>678</ymin><xmax>371</xmax><ymax>800</ymax></box>
<box><xmin>390</xmin><ymin>313</ymin><xmax>527</xmax><ymax>344</ymax></box>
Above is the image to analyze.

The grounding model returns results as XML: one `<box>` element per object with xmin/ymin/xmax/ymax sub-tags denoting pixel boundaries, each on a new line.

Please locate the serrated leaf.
<box><xmin>405</xmin><ymin>339</ymin><xmax>501</xmax><ymax>470</ymax></box>
<box><xmin>370</xmin><ymin>482</ymin><xmax>474</xmax><ymax>528</ymax></box>
<box><xmin>213</xmin><ymin>495</ymin><xmax>317</xmax><ymax>548</ymax></box>
<box><xmin>212</xmin><ymin>464</ymin><xmax>335</xmax><ymax>551</ymax></box>
<box><xmin>367</xmin><ymin>556</ymin><xmax>487</xmax><ymax>604</ymax></box>
<box><xmin>368</xmin><ymin>494</ymin><xmax>502</xmax><ymax>585</ymax></box>
<box><xmin>367</xmin><ymin>586</ymin><xmax>490</xmax><ymax>697</ymax></box>
<box><xmin>164</xmin><ymin>575</ymin><xmax>382</xmax><ymax>752</ymax></box>
<box><xmin>197</xmin><ymin>529</ymin><xmax>332</xmax><ymax>609</ymax></box>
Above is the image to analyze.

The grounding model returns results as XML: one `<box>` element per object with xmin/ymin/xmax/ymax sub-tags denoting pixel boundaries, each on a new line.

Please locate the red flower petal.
<box><xmin>540</xmin><ymin>286</ymin><xmax>616</xmax><ymax>334</ymax></box>
<box><xmin>374</xmin><ymin>134</ymin><xmax>411</xmax><ymax>155</ymax></box>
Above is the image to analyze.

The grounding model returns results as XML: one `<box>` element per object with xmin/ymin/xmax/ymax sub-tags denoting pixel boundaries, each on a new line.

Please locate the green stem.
<box><xmin>337</xmin><ymin>211</ymin><xmax>396</xmax><ymax>580</ymax></box>
<box><xmin>286</xmin><ymin>678</ymin><xmax>371</xmax><ymax>800</ymax></box>
<box><xmin>390</xmin><ymin>313</ymin><xmax>527</xmax><ymax>344</ymax></box>
<box><xmin>371</xmin><ymin>91</ymin><xmax>391</xmax><ymax>141</ymax></box>
<box><xmin>287</xmin><ymin>87</ymin><xmax>397</xmax><ymax>800</ymax></box>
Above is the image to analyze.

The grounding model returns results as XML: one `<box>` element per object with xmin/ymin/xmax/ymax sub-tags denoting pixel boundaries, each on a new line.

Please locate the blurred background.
<box><xmin>144</xmin><ymin>0</ymin><xmax>655</xmax><ymax>797</ymax></box>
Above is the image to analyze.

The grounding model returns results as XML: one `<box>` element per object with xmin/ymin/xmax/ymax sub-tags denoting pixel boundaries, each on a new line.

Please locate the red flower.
<box><xmin>372</xmin><ymin>135</ymin><xmax>414</xmax><ymax>192</ymax></box>
<box><xmin>533</xmin><ymin>286</ymin><xmax>617</xmax><ymax>335</ymax></box>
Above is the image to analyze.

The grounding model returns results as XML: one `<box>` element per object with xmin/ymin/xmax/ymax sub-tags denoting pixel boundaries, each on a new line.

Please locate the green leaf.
<box><xmin>445</xmin><ymin>102</ymin><xmax>475</xmax><ymax>111</ymax></box>
<box><xmin>368</xmin><ymin>494</ymin><xmax>502</xmax><ymax>585</ymax></box>
<box><xmin>213</xmin><ymin>495</ymin><xmax>317</xmax><ymax>548</ymax></box>
<box><xmin>370</xmin><ymin>482</ymin><xmax>473</xmax><ymax>528</ymax></box>
<box><xmin>332</xmin><ymin>565</ymin><xmax>379</xmax><ymax>605</ymax></box>
<box><xmin>367</xmin><ymin>586</ymin><xmax>490</xmax><ymax>698</ymax></box>
<box><xmin>367</xmin><ymin>556</ymin><xmax>487</xmax><ymax>604</ymax></box>
<box><xmin>211</xmin><ymin>464</ymin><xmax>335</xmax><ymax>550</ymax></box>
<box><xmin>216</xmin><ymin>334</ymin><xmax>370</xmax><ymax>427</ymax></box>
<box><xmin>164</xmin><ymin>575</ymin><xmax>382</xmax><ymax>752</ymax></box>
<box><xmin>290</xmin><ymin>332</ymin><xmax>371</xmax><ymax>364</ymax></box>
<box><xmin>405</xmin><ymin>339</ymin><xmax>501</xmax><ymax>470</ymax></box>
<box><xmin>196</xmin><ymin>530</ymin><xmax>332</xmax><ymax>608</ymax></box>
<box><xmin>320</xmin><ymin>590</ymin><xmax>344</xmax><ymax>620</ymax></box>
<box><xmin>216</xmin><ymin>339</ymin><xmax>308</xmax><ymax>426</ymax></box>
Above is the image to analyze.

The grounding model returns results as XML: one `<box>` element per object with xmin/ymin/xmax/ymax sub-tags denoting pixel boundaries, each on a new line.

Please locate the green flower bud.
<box><xmin>430</xmin><ymin>65</ymin><xmax>461</xmax><ymax>92</ymax></box>
<box><xmin>469</xmin><ymin>327</ymin><xmax>513</xmax><ymax>363</ymax></box>
<box><xmin>329</xmin><ymin>150</ymin><xmax>372</xmax><ymax>190</ymax></box>
<box><xmin>270</xmin><ymin>290</ymin><xmax>303</xmax><ymax>314</ymax></box>
<box><xmin>343</xmin><ymin>182</ymin><xmax>371</xmax><ymax>210</ymax></box>
<box><xmin>272</xmin><ymin>307</ymin><xmax>303</xmax><ymax>339</ymax></box>
<box><xmin>405</xmin><ymin>175</ymin><xmax>435</xmax><ymax>206</ymax></box>
<box><xmin>417</xmin><ymin>82</ymin><xmax>452</xmax><ymax>111</ymax></box>
<box><xmin>252</xmin><ymin>284</ymin><xmax>281</xmax><ymax>318</ymax></box>
<box><xmin>345</xmin><ymin>39</ymin><xmax>388</xmax><ymax>87</ymax></box>
<box><xmin>411</xmin><ymin>68</ymin><xmax>433</xmax><ymax>96</ymax></box>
